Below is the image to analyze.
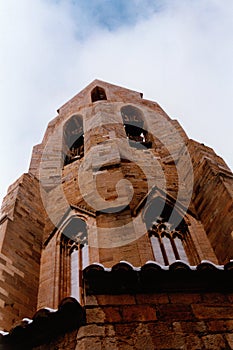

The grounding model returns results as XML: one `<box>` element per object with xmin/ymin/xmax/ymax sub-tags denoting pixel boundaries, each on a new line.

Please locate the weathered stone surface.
<box><xmin>0</xmin><ymin>80</ymin><xmax>232</xmax><ymax>349</ymax></box>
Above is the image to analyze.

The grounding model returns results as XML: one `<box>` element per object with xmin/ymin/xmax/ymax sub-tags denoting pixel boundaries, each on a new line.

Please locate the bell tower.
<box><xmin>0</xmin><ymin>80</ymin><xmax>233</xmax><ymax>349</ymax></box>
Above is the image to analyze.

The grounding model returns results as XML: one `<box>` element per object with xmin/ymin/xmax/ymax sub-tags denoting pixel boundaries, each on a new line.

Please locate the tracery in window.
<box><xmin>148</xmin><ymin>220</ymin><xmax>188</xmax><ymax>265</ymax></box>
<box><xmin>144</xmin><ymin>198</ymin><xmax>193</xmax><ymax>265</ymax></box>
<box><xmin>60</xmin><ymin>218</ymin><xmax>88</xmax><ymax>302</ymax></box>
<box><xmin>121</xmin><ymin>105</ymin><xmax>152</xmax><ymax>149</ymax></box>
<box><xmin>63</xmin><ymin>115</ymin><xmax>84</xmax><ymax>166</ymax></box>
<box><xmin>91</xmin><ymin>86</ymin><xmax>107</xmax><ymax>102</ymax></box>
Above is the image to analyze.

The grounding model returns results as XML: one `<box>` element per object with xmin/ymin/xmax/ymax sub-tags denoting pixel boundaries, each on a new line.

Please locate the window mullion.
<box><xmin>170</xmin><ymin>234</ymin><xmax>180</xmax><ymax>260</ymax></box>
<box><xmin>158</xmin><ymin>234</ymin><xmax>169</xmax><ymax>266</ymax></box>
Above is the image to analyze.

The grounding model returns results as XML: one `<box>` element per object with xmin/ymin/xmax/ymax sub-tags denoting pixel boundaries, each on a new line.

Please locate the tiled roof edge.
<box><xmin>83</xmin><ymin>260</ymin><xmax>233</xmax><ymax>295</ymax></box>
<box><xmin>0</xmin><ymin>297</ymin><xmax>86</xmax><ymax>349</ymax></box>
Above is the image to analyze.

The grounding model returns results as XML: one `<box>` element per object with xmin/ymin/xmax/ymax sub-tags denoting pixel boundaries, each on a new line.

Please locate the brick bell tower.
<box><xmin>0</xmin><ymin>80</ymin><xmax>233</xmax><ymax>349</ymax></box>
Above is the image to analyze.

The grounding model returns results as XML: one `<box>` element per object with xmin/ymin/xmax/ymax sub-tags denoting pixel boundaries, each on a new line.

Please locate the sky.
<box><xmin>0</xmin><ymin>0</ymin><xmax>232</xmax><ymax>205</ymax></box>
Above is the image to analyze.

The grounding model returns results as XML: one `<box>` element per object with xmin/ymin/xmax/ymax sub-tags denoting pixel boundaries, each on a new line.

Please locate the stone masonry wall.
<box><xmin>33</xmin><ymin>330</ymin><xmax>79</xmax><ymax>350</ymax></box>
<box><xmin>0</xmin><ymin>174</ymin><xmax>46</xmax><ymax>330</ymax></box>
<box><xmin>32</xmin><ymin>291</ymin><xmax>233</xmax><ymax>349</ymax></box>
<box><xmin>1</xmin><ymin>80</ymin><xmax>232</xmax><ymax>341</ymax></box>
<box><xmin>187</xmin><ymin>140</ymin><xmax>233</xmax><ymax>264</ymax></box>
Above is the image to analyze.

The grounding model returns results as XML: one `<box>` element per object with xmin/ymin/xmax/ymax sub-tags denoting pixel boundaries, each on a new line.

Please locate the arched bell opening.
<box><xmin>121</xmin><ymin>105</ymin><xmax>152</xmax><ymax>149</ymax></box>
<box><xmin>91</xmin><ymin>86</ymin><xmax>107</xmax><ymax>102</ymax></box>
<box><xmin>63</xmin><ymin>115</ymin><xmax>84</xmax><ymax>166</ymax></box>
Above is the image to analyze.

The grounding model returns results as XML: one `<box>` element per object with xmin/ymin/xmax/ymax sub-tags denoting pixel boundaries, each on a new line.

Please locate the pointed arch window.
<box><xmin>121</xmin><ymin>105</ymin><xmax>152</xmax><ymax>149</ymax></box>
<box><xmin>91</xmin><ymin>86</ymin><xmax>107</xmax><ymax>102</ymax></box>
<box><xmin>60</xmin><ymin>218</ymin><xmax>88</xmax><ymax>302</ymax></box>
<box><xmin>148</xmin><ymin>221</ymin><xmax>188</xmax><ymax>265</ymax></box>
<box><xmin>63</xmin><ymin>115</ymin><xmax>84</xmax><ymax>166</ymax></box>
<box><xmin>144</xmin><ymin>198</ymin><xmax>196</xmax><ymax>265</ymax></box>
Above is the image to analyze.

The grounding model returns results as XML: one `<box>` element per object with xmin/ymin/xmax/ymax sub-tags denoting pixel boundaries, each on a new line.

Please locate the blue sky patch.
<box><xmin>75</xmin><ymin>0</ymin><xmax>162</xmax><ymax>30</ymax></box>
<box><xmin>49</xmin><ymin>0</ymin><xmax>164</xmax><ymax>37</ymax></box>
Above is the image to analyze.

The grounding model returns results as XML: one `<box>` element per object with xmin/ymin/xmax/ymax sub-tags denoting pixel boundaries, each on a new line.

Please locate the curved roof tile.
<box><xmin>83</xmin><ymin>260</ymin><xmax>233</xmax><ymax>295</ymax></box>
<box><xmin>0</xmin><ymin>297</ymin><xmax>85</xmax><ymax>349</ymax></box>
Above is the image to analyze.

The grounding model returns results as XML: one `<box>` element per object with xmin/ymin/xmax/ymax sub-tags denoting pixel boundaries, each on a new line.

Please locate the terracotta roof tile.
<box><xmin>83</xmin><ymin>260</ymin><xmax>233</xmax><ymax>295</ymax></box>
<box><xmin>0</xmin><ymin>297</ymin><xmax>85</xmax><ymax>349</ymax></box>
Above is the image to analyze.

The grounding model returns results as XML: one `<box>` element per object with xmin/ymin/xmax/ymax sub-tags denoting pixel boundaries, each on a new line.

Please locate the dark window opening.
<box><xmin>144</xmin><ymin>198</ymin><xmax>184</xmax><ymax>231</ymax></box>
<box><xmin>91</xmin><ymin>86</ymin><xmax>107</xmax><ymax>102</ymax></box>
<box><xmin>121</xmin><ymin>105</ymin><xmax>152</xmax><ymax>149</ymax></box>
<box><xmin>124</xmin><ymin>124</ymin><xmax>151</xmax><ymax>149</ymax></box>
<box><xmin>63</xmin><ymin>115</ymin><xmax>84</xmax><ymax>166</ymax></box>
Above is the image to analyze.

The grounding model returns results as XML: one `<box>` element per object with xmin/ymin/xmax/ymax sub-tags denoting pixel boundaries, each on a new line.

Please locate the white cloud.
<box><xmin>0</xmin><ymin>0</ymin><xmax>232</xmax><ymax>204</ymax></box>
